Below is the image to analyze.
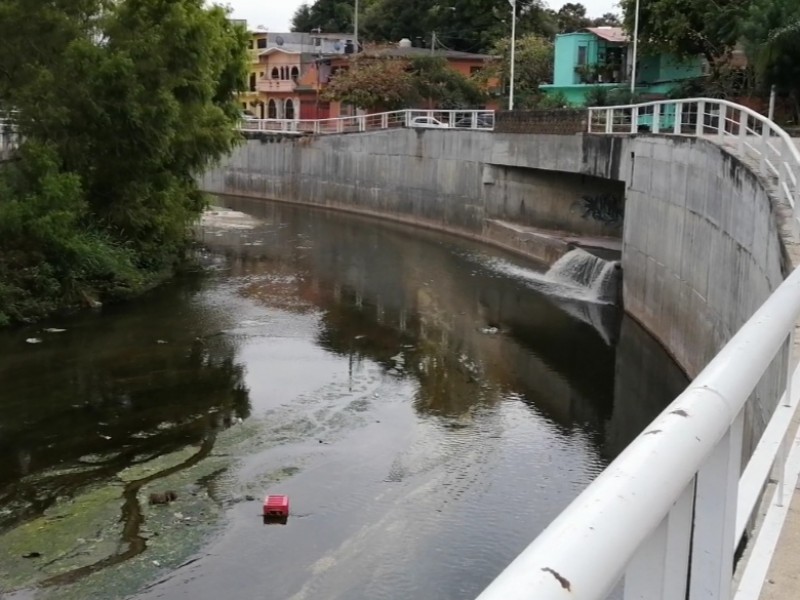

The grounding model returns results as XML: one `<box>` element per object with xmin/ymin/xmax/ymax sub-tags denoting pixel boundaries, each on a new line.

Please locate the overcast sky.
<box><xmin>223</xmin><ymin>0</ymin><xmax>620</xmax><ymax>32</ymax></box>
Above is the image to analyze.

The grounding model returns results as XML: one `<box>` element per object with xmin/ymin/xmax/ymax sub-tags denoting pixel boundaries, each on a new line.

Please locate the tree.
<box><xmin>291</xmin><ymin>0</ymin><xmax>380</xmax><ymax>33</ymax></box>
<box><xmin>360</xmin><ymin>0</ymin><xmax>553</xmax><ymax>54</ymax></box>
<box><xmin>477</xmin><ymin>34</ymin><xmax>553</xmax><ymax>108</ymax></box>
<box><xmin>0</xmin><ymin>0</ymin><xmax>248</xmax><ymax>324</ymax></box>
<box><xmin>556</xmin><ymin>2</ymin><xmax>590</xmax><ymax>33</ymax></box>
<box><xmin>322</xmin><ymin>56</ymin><xmax>486</xmax><ymax>110</ymax></box>
<box><xmin>323</xmin><ymin>59</ymin><xmax>417</xmax><ymax>110</ymax></box>
<box><xmin>409</xmin><ymin>56</ymin><xmax>486</xmax><ymax>108</ymax></box>
<box><xmin>593</xmin><ymin>12</ymin><xmax>621</xmax><ymax>27</ymax></box>
<box><xmin>619</xmin><ymin>0</ymin><xmax>745</xmax><ymax>62</ymax></box>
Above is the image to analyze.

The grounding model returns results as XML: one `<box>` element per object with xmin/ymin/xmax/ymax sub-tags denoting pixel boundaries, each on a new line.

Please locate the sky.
<box><xmin>223</xmin><ymin>0</ymin><xmax>620</xmax><ymax>33</ymax></box>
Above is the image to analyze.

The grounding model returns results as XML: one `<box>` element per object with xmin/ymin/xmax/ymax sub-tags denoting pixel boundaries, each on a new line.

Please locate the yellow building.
<box><xmin>238</xmin><ymin>29</ymin><xmax>269</xmax><ymax>118</ymax></box>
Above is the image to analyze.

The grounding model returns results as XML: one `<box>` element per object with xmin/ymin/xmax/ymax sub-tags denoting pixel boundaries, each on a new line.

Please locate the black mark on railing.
<box><xmin>542</xmin><ymin>567</ymin><xmax>572</xmax><ymax>591</ymax></box>
<box><xmin>671</xmin><ymin>409</ymin><xmax>689</xmax><ymax>417</ymax></box>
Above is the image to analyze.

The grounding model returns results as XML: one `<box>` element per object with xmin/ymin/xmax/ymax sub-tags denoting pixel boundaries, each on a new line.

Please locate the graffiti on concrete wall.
<box><xmin>577</xmin><ymin>193</ymin><xmax>624</xmax><ymax>226</ymax></box>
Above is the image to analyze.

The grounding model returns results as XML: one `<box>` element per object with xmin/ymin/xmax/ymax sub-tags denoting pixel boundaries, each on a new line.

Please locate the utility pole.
<box><xmin>354</xmin><ymin>0</ymin><xmax>359</xmax><ymax>52</ymax></box>
<box><xmin>630</xmin><ymin>0</ymin><xmax>640</xmax><ymax>95</ymax></box>
<box><xmin>508</xmin><ymin>0</ymin><xmax>516</xmax><ymax>110</ymax></box>
<box><xmin>431</xmin><ymin>31</ymin><xmax>436</xmax><ymax>56</ymax></box>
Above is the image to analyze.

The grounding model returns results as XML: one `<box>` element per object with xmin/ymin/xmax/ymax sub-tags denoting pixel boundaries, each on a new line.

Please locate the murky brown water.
<box><xmin>0</xmin><ymin>197</ymin><xmax>687</xmax><ymax>599</ymax></box>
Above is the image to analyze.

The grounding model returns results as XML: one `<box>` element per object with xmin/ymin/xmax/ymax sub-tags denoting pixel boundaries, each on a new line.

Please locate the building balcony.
<box><xmin>257</xmin><ymin>79</ymin><xmax>297</xmax><ymax>93</ymax></box>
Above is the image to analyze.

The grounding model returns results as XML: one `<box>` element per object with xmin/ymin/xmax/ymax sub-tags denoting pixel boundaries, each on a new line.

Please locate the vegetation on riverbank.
<box><xmin>0</xmin><ymin>0</ymin><xmax>248</xmax><ymax>325</ymax></box>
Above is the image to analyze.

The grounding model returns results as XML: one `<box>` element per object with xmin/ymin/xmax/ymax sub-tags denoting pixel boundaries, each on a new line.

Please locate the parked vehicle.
<box><xmin>409</xmin><ymin>116</ymin><xmax>449</xmax><ymax>129</ymax></box>
<box><xmin>454</xmin><ymin>114</ymin><xmax>493</xmax><ymax>128</ymax></box>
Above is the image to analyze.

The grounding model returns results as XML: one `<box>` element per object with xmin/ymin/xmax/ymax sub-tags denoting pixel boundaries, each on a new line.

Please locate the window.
<box><xmin>271</xmin><ymin>67</ymin><xmax>279</xmax><ymax>79</ymax></box>
<box><xmin>285</xmin><ymin>99</ymin><xmax>295</xmax><ymax>120</ymax></box>
<box><xmin>249</xmin><ymin>73</ymin><xmax>256</xmax><ymax>91</ymax></box>
<box><xmin>248</xmin><ymin>40</ymin><xmax>254</xmax><ymax>50</ymax></box>
<box><xmin>291</xmin><ymin>66</ymin><xmax>299</xmax><ymax>80</ymax></box>
<box><xmin>577</xmin><ymin>46</ymin><xmax>587</xmax><ymax>65</ymax></box>
<box><xmin>257</xmin><ymin>37</ymin><xmax>267</xmax><ymax>49</ymax></box>
<box><xmin>314</xmin><ymin>37</ymin><xmax>321</xmax><ymax>47</ymax></box>
<box><xmin>268</xmin><ymin>99</ymin><xmax>277</xmax><ymax>119</ymax></box>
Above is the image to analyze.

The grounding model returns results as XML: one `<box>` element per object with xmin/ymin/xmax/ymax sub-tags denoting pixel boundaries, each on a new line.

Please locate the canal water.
<box><xmin>0</xmin><ymin>197</ymin><xmax>687</xmax><ymax>600</ymax></box>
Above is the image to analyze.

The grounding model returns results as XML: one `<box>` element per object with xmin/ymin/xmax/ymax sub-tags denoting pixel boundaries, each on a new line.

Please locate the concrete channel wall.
<box><xmin>201</xmin><ymin>129</ymin><xmax>792</xmax><ymax>453</ymax></box>
<box><xmin>202</xmin><ymin>130</ymin><xmax>625</xmax><ymax>265</ymax></box>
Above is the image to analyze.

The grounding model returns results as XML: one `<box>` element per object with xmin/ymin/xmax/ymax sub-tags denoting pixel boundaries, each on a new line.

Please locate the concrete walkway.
<box><xmin>759</xmin><ymin>483</ymin><xmax>800</xmax><ymax>599</ymax></box>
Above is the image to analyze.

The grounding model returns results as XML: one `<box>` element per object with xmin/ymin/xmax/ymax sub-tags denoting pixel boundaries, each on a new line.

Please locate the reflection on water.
<box><xmin>0</xmin><ymin>196</ymin><xmax>687</xmax><ymax>600</ymax></box>
<box><xmin>0</xmin><ymin>283</ymin><xmax>250</xmax><ymax>533</ymax></box>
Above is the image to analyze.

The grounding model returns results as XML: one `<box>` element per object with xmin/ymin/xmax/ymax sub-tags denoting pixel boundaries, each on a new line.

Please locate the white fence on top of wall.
<box><xmin>238</xmin><ymin>109</ymin><xmax>495</xmax><ymax>135</ymax></box>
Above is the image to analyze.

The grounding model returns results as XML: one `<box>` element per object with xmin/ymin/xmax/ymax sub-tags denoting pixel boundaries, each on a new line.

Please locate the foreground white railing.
<box><xmin>238</xmin><ymin>109</ymin><xmax>495</xmax><ymax>135</ymax></box>
<box><xmin>477</xmin><ymin>100</ymin><xmax>800</xmax><ymax>600</ymax></box>
<box><xmin>588</xmin><ymin>98</ymin><xmax>800</xmax><ymax>227</ymax></box>
<box><xmin>477</xmin><ymin>267</ymin><xmax>800</xmax><ymax>600</ymax></box>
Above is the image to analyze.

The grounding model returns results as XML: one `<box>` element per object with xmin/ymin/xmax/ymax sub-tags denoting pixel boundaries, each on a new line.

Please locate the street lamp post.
<box><xmin>508</xmin><ymin>0</ymin><xmax>516</xmax><ymax>110</ymax></box>
<box><xmin>354</xmin><ymin>0</ymin><xmax>359</xmax><ymax>51</ymax></box>
<box><xmin>630</xmin><ymin>0</ymin><xmax>640</xmax><ymax>95</ymax></box>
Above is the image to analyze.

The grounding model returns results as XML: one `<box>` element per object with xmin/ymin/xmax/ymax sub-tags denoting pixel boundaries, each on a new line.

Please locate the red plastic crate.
<box><xmin>263</xmin><ymin>495</ymin><xmax>289</xmax><ymax>518</ymax></box>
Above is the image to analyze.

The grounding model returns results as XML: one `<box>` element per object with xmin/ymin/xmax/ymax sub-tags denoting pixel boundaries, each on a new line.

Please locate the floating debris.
<box><xmin>43</xmin><ymin>328</ymin><xmax>67</xmax><ymax>333</ymax></box>
<box><xmin>480</xmin><ymin>326</ymin><xmax>499</xmax><ymax>335</ymax></box>
<box><xmin>148</xmin><ymin>491</ymin><xmax>178</xmax><ymax>506</ymax></box>
<box><xmin>25</xmin><ymin>338</ymin><xmax>42</xmax><ymax>344</ymax></box>
<box><xmin>22</xmin><ymin>552</ymin><xmax>41</xmax><ymax>559</ymax></box>
<box><xmin>156</xmin><ymin>339</ymin><xmax>168</xmax><ymax>345</ymax></box>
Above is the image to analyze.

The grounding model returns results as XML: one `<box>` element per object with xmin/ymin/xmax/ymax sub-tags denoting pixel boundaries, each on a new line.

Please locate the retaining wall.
<box><xmin>201</xmin><ymin>128</ymin><xmax>794</xmax><ymax>453</ymax></box>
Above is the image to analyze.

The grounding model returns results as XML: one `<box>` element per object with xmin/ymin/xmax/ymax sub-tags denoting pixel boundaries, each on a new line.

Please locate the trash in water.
<box><xmin>156</xmin><ymin>339</ymin><xmax>168</xmax><ymax>345</ymax></box>
<box><xmin>480</xmin><ymin>326</ymin><xmax>499</xmax><ymax>335</ymax></box>
<box><xmin>25</xmin><ymin>338</ymin><xmax>42</xmax><ymax>344</ymax></box>
<box><xmin>43</xmin><ymin>328</ymin><xmax>66</xmax><ymax>333</ymax></box>
<box><xmin>263</xmin><ymin>495</ymin><xmax>289</xmax><ymax>525</ymax></box>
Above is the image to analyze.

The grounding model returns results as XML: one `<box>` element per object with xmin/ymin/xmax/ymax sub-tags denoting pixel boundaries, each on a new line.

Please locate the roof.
<box><xmin>359</xmin><ymin>46</ymin><xmax>494</xmax><ymax>60</ymax></box>
<box><xmin>584</xmin><ymin>27</ymin><xmax>628</xmax><ymax>43</ymax></box>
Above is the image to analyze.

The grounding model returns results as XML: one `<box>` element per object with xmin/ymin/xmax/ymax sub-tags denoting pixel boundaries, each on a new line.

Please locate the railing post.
<box><xmin>358</xmin><ymin>116</ymin><xmax>366</xmax><ymax>132</ymax></box>
<box><xmin>760</xmin><ymin>125</ymin><xmax>769</xmax><ymax>175</ymax></box>
<box><xmin>624</xmin><ymin>481</ymin><xmax>694</xmax><ymax>600</ymax></box>
<box><xmin>631</xmin><ymin>106</ymin><xmax>639</xmax><ymax>134</ymax></box>
<box><xmin>653</xmin><ymin>104</ymin><xmax>661</xmax><ymax>134</ymax></box>
<box><xmin>775</xmin><ymin>330</ymin><xmax>796</xmax><ymax>507</ymax></box>
<box><xmin>605</xmin><ymin>108</ymin><xmax>613</xmax><ymax>134</ymax></box>
<box><xmin>674</xmin><ymin>102</ymin><xmax>682</xmax><ymax>134</ymax></box>
<box><xmin>738</xmin><ymin>110</ymin><xmax>747</xmax><ymax>155</ymax></box>
<box><xmin>587</xmin><ymin>108</ymin><xmax>593</xmax><ymax>133</ymax></box>
<box><xmin>404</xmin><ymin>110</ymin><xmax>410</xmax><ymax>128</ymax></box>
<box><xmin>718</xmin><ymin>104</ymin><xmax>727</xmax><ymax>138</ymax></box>
<box><xmin>696</xmin><ymin>101</ymin><xmax>705</xmax><ymax>136</ymax></box>
<box><xmin>688</xmin><ymin>411</ymin><xmax>743</xmax><ymax>600</ymax></box>
<box><xmin>381</xmin><ymin>113</ymin><xmax>388</xmax><ymax>129</ymax></box>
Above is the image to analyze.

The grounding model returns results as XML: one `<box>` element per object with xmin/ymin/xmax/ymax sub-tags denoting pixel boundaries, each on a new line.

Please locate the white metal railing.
<box><xmin>477</xmin><ymin>267</ymin><xmax>800</xmax><ymax>600</ymax></box>
<box><xmin>477</xmin><ymin>100</ymin><xmax>800</xmax><ymax>600</ymax></box>
<box><xmin>588</xmin><ymin>98</ymin><xmax>800</xmax><ymax>227</ymax></box>
<box><xmin>238</xmin><ymin>109</ymin><xmax>495</xmax><ymax>135</ymax></box>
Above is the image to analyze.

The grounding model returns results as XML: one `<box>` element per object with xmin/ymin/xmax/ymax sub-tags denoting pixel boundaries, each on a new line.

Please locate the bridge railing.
<box><xmin>588</xmin><ymin>98</ymin><xmax>800</xmax><ymax>227</ymax></box>
<box><xmin>238</xmin><ymin>109</ymin><xmax>495</xmax><ymax>135</ymax></box>
<box><xmin>476</xmin><ymin>99</ymin><xmax>800</xmax><ymax>600</ymax></box>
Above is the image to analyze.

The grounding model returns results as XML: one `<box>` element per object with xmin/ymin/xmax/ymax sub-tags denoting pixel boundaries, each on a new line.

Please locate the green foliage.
<box><xmin>584</xmin><ymin>86</ymin><xmax>611</xmax><ymax>107</ymax></box>
<box><xmin>536</xmin><ymin>92</ymin><xmax>569</xmax><ymax>109</ymax></box>
<box><xmin>322</xmin><ymin>59</ymin><xmax>416</xmax><ymax>110</ymax></box>
<box><xmin>360</xmin><ymin>0</ymin><xmax>554</xmax><ymax>53</ymax></box>
<box><xmin>323</xmin><ymin>56</ymin><xmax>485</xmax><ymax>110</ymax></box>
<box><xmin>291</xmin><ymin>0</ymin><xmax>374</xmax><ymax>33</ymax></box>
<box><xmin>619</xmin><ymin>0</ymin><xmax>744</xmax><ymax>62</ymax></box>
<box><xmin>409</xmin><ymin>57</ymin><xmax>486</xmax><ymax>109</ymax></box>
<box><xmin>0</xmin><ymin>0</ymin><xmax>248</xmax><ymax>324</ymax></box>
<box><xmin>477</xmin><ymin>34</ymin><xmax>553</xmax><ymax>109</ymax></box>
